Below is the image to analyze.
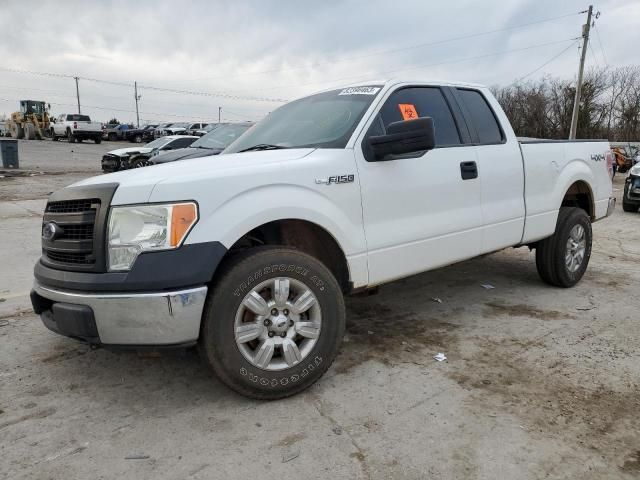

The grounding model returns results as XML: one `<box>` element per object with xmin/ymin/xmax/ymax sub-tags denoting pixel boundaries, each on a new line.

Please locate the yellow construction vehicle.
<box><xmin>6</xmin><ymin>100</ymin><xmax>51</xmax><ymax>140</ymax></box>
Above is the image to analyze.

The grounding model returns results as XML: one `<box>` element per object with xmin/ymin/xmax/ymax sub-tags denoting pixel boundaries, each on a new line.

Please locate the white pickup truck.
<box><xmin>50</xmin><ymin>113</ymin><xmax>103</xmax><ymax>143</ymax></box>
<box><xmin>31</xmin><ymin>80</ymin><xmax>614</xmax><ymax>399</ymax></box>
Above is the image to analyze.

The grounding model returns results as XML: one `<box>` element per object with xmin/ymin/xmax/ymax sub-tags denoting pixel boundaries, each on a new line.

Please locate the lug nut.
<box><xmin>271</xmin><ymin>308</ymin><xmax>278</xmax><ymax>316</ymax></box>
<box><xmin>264</xmin><ymin>319</ymin><xmax>272</xmax><ymax>326</ymax></box>
<box><xmin>283</xmin><ymin>309</ymin><xmax>289</xmax><ymax>315</ymax></box>
<box><xmin>268</xmin><ymin>331</ymin><xmax>275</xmax><ymax>338</ymax></box>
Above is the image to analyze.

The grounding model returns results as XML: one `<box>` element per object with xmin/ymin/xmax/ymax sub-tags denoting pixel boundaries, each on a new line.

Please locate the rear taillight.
<box><xmin>73</xmin><ymin>121</ymin><xmax>78</xmax><ymax>129</ymax></box>
<box><xmin>605</xmin><ymin>150</ymin><xmax>614</xmax><ymax>178</ymax></box>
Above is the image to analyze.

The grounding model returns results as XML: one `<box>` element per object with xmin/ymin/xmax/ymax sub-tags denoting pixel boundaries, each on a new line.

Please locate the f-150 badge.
<box><xmin>315</xmin><ymin>174</ymin><xmax>355</xmax><ymax>185</ymax></box>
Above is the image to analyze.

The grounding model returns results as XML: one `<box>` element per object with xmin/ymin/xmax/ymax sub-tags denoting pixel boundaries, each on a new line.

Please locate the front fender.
<box><xmin>186</xmin><ymin>183</ymin><xmax>366</xmax><ymax>257</ymax></box>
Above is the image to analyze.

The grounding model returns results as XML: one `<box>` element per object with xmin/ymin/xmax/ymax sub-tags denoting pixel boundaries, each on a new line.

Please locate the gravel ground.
<box><xmin>1</xmin><ymin>139</ymin><xmax>639</xmax><ymax>479</ymax></box>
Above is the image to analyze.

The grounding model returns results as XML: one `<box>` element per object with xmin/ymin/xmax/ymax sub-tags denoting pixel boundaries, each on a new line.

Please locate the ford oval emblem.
<box><xmin>42</xmin><ymin>222</ymin><xmax>62</xmax><ymax>241</ymax></box>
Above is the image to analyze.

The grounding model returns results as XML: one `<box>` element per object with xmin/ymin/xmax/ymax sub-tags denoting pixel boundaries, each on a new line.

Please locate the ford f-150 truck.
<box><xmin>31</xmin><ymin>80</ymin><xmax>615</xmax><ymax>399</ymax></box>
<box><xmin>50</xmin><ymin>114</ymin><xmax>103</xmax><ymax>143</ymax></box>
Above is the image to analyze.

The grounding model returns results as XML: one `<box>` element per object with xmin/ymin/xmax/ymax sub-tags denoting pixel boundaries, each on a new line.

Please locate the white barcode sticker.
<box><xmin>338</xmin><ymin>86</ymin><xmax>381</xmax><ymax>96</ymax></box>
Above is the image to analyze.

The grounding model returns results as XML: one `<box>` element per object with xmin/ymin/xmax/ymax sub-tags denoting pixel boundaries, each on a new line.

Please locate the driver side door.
<box><xmin>354</xmin><ymin>86</ymin><xmax>483</xmax><ymax>285</ymax></box>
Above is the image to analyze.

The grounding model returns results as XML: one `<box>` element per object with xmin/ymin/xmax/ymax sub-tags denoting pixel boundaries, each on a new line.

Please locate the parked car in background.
<box><xmin>101</xmin><ymin>135</ymin><xmax>198</xmax><ymax>172</ymax></box>
<box><xmin>194</xmin><ymin>123</ymin><xmax>219</xmax><ymax>136</ymax></box>
<box><xmin>184</xmin><ymin>122</ymin><xmax>209</xmax><ymax>135</ymax></box>
<box><xmin>104</xmin><ymin>124</ymin><xmax>134</xmax><ymax>141</ymax></box>
<box><xmin>162</xmin><ymin>122</ymin><xmax>191</xmax><ymax>135</ymax></box>
<box><xmin>148</xmin><ymin>122</ymin><xmax>253</xmax><ymax>166</ymax></box>
<box><xmin>623</xmin><ymin>163</ymin><xmax>640</xmax><ymax>212</ymax></box>
<box><xmin>154</xmin><ymin>123</ymin><xmax>174</xmax><ymax>138</ymax></box>
<box><xmin>50</xmin><ymin>113</ymin><xmax>103</xmax><ymax>143</ymax></box>
<box><xmin>124</xmin><ymin>124</ymin><xmax>158</xmax><ymax>143</ymax></box>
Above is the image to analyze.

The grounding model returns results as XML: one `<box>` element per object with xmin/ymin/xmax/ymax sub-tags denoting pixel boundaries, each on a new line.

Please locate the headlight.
<box><xmin>107</xmin><ymin>202</ymin><xmax>198</xmax><ymax>271</ymax></box>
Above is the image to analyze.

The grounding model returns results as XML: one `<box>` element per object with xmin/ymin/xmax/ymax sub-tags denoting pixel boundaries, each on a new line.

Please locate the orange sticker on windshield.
<box><xmin>398</xmin><ymin>104</ymin><xmax>418</xmax><ymax>120</ymax></box>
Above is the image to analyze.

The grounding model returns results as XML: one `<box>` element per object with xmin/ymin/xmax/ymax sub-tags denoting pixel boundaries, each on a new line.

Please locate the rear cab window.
<box><xmin>455</xmin><ymin>89</ymin><xmax>504</xmax><ymax>145</ymax></box>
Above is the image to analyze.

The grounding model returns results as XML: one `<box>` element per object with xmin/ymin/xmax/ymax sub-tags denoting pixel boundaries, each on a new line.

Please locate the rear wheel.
<box><xmin>24</xmin><ymin>123</ymin><xmax>36</xmax><ymax>140</ymax></box>
<box><xmin>535</xmin><ymin>207</ymin><xmax>592</xmax><ymax>288</ymax></box>
<box><xmin>134</xmin><ymin>134</ymin><xmax>143</xmax><ymax>143</ymax></box>
<box><xmin>94</xmin><ymin>137</ymin><xmax>102</xmax><ymax>144</ymax></box>
<box><xmin>200</xmin><ymin>247</ymin><xmax>345</xmax><ymax>400</ymax></box>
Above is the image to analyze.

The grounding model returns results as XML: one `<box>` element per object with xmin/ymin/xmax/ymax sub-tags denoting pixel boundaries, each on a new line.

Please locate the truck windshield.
<box><xmin>224</xmin><ymin>86</ymin><xmax>382</xmax><ymax>153</ymax></box>
<box><xmin>192</xmin><ymin>123</ymin><xmax>252</xmax><ymax>149</ymax></box>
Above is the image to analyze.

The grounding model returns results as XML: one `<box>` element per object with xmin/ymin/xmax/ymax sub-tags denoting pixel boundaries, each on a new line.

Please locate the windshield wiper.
<box><xmin>237</xmin><ymin>144</ymin><xmax>288</xmax><ymax>153</ymax></box>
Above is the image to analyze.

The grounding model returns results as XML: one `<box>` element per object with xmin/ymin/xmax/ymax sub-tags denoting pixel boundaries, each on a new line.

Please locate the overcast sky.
<box><xmin>1</xmin><ymin>0</ymin><xmax>638</xmax><ymax>124</ymax></box>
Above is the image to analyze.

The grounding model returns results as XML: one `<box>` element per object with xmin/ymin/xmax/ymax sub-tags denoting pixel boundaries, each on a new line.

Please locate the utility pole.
<box><xmin>569</xmin><ymin>5</ymin><xmax>593</xmax><ymax>139</ymax></box>
<box><xmin>218</xmin><ymin>106</ymin><xmax>222</xmax><ymax>124</ymax></box>
<box><xmin>134</xmin><ymin>81</ymin><xmax>141</xmax><ymax>128</ymax></box>
<box><xmin>74</xmin><ymin>77</ymin><xmax>81</xmax><ymax>114</ymax></box>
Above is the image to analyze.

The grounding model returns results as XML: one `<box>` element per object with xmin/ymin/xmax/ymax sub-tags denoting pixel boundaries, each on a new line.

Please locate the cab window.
<box><xmin>378</xmin><ymin>87</ymin><xmax>462</xmax><ymax>146</ymax></box>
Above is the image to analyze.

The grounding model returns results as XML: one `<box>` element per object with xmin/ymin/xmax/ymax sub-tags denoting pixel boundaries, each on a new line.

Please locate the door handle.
<box><xmin>460</xmin><ymin>161</ymin><xmax>478</xmax><ymax>180</ymax></box>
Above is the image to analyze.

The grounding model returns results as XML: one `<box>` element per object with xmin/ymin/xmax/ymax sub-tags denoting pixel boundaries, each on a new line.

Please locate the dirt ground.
<box><xmin>1</xmin><ymin>139</ymin><xmax>639</xmax><ymax>479</ymax></box>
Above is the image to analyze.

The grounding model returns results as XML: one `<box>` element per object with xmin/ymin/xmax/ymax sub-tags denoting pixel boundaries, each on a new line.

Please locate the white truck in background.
<box><xmin>50</xmin><ymin>113</ymin><xmax>103</xmax><ymax>143</ymax></box>
<box><xmin>31</xmin><ymin>79</ymin><xmax>614</xmax><ymax>399</ymax></box>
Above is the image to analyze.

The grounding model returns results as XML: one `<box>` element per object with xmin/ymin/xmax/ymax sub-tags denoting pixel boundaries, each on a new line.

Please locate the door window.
<box><xmin>378</xmin><ymin>87</ymin><xmax>462</xmax><ymax>146</ymax></box>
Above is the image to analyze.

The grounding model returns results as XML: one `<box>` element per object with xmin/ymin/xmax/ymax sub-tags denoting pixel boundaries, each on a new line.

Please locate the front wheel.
<box><xmin>535</xmin><ymin>207</ymin><xmax>592</xmax><ymax>288</ymax></box>
<box><xmin>200</xmin><ymin>247</ymin><xmax>345</xmax><ymax>400</ymax></box>
<box><xmin>94</xmin><ymin>137</ymin><xmax>102</xmax><ymax>144</ymax></box>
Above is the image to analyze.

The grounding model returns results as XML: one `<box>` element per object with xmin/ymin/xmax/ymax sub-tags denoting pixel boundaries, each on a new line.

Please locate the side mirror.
<box><xmin>368</xmin><ymin>117</ymin><xmax>436</xmax><ymax>161</ymax></box>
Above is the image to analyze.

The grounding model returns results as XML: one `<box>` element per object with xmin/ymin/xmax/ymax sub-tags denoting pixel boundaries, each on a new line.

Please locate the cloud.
<box><xmin>0</xmin><ymin>0</ymin><xmax>637</xmax><ymax>123</ymax></box>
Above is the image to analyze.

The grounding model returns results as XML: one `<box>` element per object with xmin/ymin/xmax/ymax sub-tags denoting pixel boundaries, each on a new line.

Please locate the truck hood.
<box><xmin>107</xmin><ymin>146</ymin><xmax>153</xmax><ymax>157</ymax></box>
<box><xmin>72</xmin><ymin>148</ymin><xmax>315</xmax><ymax>205</ymax></box>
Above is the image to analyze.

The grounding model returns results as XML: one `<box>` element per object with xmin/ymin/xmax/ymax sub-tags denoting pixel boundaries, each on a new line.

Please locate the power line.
<box><xmin>0</xmin><ymin>66</ymin><xmax>289</xmax><ymax>104</ymax></box>
<box><xmin>191</xmin><ymin>11</ymin><xmax>583</xmax><ymax>82</ymax></box>
<box><xmin>0</xmin><ymin>97</ymin><xmax>236</xmax><ymax>122</ymax></box>
<box><xmin>592</xmin><ymin>23</ymin><xmax>608</xmax><ymax>66</ymax></box>
<box><xmin>253</xmin><ymin>37</ymin><xmax>581</xmax><ymax>93</ymax></box>
<box><xmin>512</xmin><ymin>39</ymin><xmax>580</xmax><ymax>84</ymax></box>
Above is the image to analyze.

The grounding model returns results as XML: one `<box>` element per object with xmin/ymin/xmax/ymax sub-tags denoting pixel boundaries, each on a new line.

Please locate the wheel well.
<box><xmin>227</xmin><ymin>219</ymin><xmax>351</xmax><ymax>293</ymax></box>
<box><xmin>561</xmin><ymin>181</ymin><xmax>594</xmax><ymax>219</ymax></box>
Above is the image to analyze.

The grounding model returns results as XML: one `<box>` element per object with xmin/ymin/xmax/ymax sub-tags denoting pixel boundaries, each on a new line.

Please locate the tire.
<box><xmin>134</xmin><ymin>134</ymin><xmax>143</xmax><ymax>143</ymax></box>
<box><xmin>24</xmin><ymin>123</ymin><xmax>36</xmax><ymax>140</ymax></box>
<box><xmin>535</xmin><ymin>207</ymin><xmax>592</xmax><ymax>288</ymax></box>
<box><xmin>199</xmin><ymin>246</ymin><xmax>345</xmax><ymax>400</ymax></box>
<box><xmin>622</xmin><ymin>184</ymin><xmax>638</xmax><ymax>213</ymax></box>
<box><xmin>67</xmin><ymin>133</ymin><xmax>75</xmax><ymax>143</ymax></box>
<box><xmin>51</xmin><ymin>129</ymin><xmax>58</xmax><ymax>141</ymax></box>
<box><xmin>130</xmin><ymin>157</ymin><xmax>153</xmax><ymax>168</ymax></box>
<box><xmin>108</xmin><ymin>133</ymin><xmax>117</xmax><ymax>141</ymax></box>
<box><xmin>94</xmin><ymin>137</ymin><xmax>102</xmax><ymax>144</ymax></box>
<box><xmin>11</xmin><ymin>124</ymin><xmax>24</xmax><ymax>139</ymax></box>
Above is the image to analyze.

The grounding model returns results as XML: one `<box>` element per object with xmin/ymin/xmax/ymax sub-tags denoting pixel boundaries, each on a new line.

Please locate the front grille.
<box><xmin>46</xmin><ymin>199</ymin><xmax>97</xmax><ymax>213</ymax></box>
<box><xmin>60</xmin><ymin>224</ymin><xmax>94</xmax><ymax>240</ymax></box>
<box><xmin>42</xmin><ymin>199</ymin><xmax>100</xmax><ymax>269</ymax></box>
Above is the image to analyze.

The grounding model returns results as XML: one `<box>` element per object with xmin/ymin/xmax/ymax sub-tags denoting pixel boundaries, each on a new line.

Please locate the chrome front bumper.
<box><xmin>32</xmin><ymin>282</ymin><xmax>207</xmax><ymax>345</ymax></box>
